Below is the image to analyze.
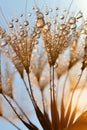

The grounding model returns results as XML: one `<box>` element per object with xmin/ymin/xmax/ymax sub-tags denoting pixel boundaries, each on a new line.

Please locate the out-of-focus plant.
<box><xmin>0</xmin><ymin>0</ymin><xmax>87</xmax><ymax>130</ymax></box>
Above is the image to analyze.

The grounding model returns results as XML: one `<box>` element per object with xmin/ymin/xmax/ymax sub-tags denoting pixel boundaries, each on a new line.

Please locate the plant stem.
<box><xmin>41</xmin><ymin>90</ymin><xmax>45</xmax><ymax>113</ymax></box>
<box><xmin>50</xmin><ymin>66</ymin><xmax>52</xmax><ymax>101</ymax></box>
<box><xmin>27</xmin><ymin>73</ymin><xmax>37</xmax><ymax>108</ymax></box>
<box><xmin>13</xmin><ymin>99</ymin><xmax>30</xmax><ymax>123</ymax></box>
<box><xmin>2</xmin><ymin>92</ymin><xmax>29</xmax><ymax>129</ymax></box>
<box><xmin>2</xmin><ymin>93</ymin><xmax>22</xmax><ymax>121</ymax></box>
<box><xmin>2</xmin><ymin>116</ymin><xmax>21</xmax><ymax>130</ymax></box>
<box><xmin>60</xmin><ymin>71</ymin><xmax>68</xmax><ymax>129</ymax></box>
<box><xmin>71</xmin><ymin>70</ymin><xmax>83</xmax><ymax>97</ymax></box>
<box><xmin>52</xmin><ymin>66</ymin><xmax>55</xmax><ymax>100</ymax></box>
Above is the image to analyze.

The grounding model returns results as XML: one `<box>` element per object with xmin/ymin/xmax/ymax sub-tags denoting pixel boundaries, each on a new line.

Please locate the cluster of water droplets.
<box><xmin>0</xmin><ymin>6</ymin><xmax>84</xmax><ymax>71</ymax></box>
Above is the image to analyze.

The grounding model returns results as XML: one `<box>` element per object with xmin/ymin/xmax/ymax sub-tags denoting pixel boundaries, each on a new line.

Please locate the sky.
<box><xmin>0</xmin><ymin>0</ymin><xmax>87</xmax><ymax>130</ymax></box>
<box><xmin>0</xmin><ymin>0</ymin><xmax>87</xmax><ymax>28</ymax></box>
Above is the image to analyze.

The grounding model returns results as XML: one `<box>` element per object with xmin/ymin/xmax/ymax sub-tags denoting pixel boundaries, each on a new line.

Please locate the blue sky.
<box><xmin>0</xmin><ymin>0</ymin><xmax>87</xmax><ymax>29</ymax></box>
<box><xmin>0</xmin><ymin>0</ymin><xmax>79</xmax><ymax>28</ymax></box>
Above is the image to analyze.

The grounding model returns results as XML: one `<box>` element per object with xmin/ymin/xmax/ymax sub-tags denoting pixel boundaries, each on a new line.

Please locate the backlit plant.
<box><xmin>0</xmin><ymin>0</ymin><xmax>87</xmax><ymax>130</ymax></box>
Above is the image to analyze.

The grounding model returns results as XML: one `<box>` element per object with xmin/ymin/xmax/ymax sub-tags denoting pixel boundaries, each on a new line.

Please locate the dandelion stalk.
<box><xmin>60</xmin><ymin>71</ymin><xmax>69</xmax><ymax>129</ymax></box>
<box><xmin>13</xmin><ymin>99</ymin><xmax>30</xmax><ymax>123</ymax></box>
<box><xmin>52</xmin><ymin>66</ymin><xmax>55</xmax><ymax>100</ymax></box>
<box><xmin>64</xmin><ymin>0</ymin><xmax>74</xmax><ymax>22</ymax></box>
<box><xmin>2</xmin><ymin>92</ymin><xmax>39</xmax><ymax>130</ymax></box>
<box><xmin>64</xmin><ymin>70</ymin><xmax>83</xmax><ymax>128</ymax></box>
<box><xmin>68</xmin><ymin>69</ymin><xmax>87</xmax><ymax>127</ymax></box>
<box><xmin>2</xmin><ymin>116</ymin><xmax>21</xmax><ymax>130</ymax></box>
<box><xmin>41</xmin><ymin>90</ymin><xmax>46</xmax><ymax>113</ymax></box>
<box><xmin>21</xmin><ymin>76</ymin><xmax>35</xmax><ymax>107</ymax></box>
<box><xmin>27</xmin><ymin>73</ymin><xmax>36</xmax><ymax>106</ymax></box>
<box><xmin>2</xmin><ymin>92</ymin><xmax>22</xmax><ymax>121</ymax></box>
<box><xmin>50</xmin><ymin>66</ymin><xmax>52</xmax><ymax>113</ymax></box>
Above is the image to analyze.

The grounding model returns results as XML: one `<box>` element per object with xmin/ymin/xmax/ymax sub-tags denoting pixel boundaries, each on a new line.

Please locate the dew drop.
<box><xmin>23</xmin><ymin>21</ymin><xmax>29</xmax><ymax>26</ymax></box>
<box><xmin>70</xmin><ymin>24</ymin><xmax>76</xmax><ymax>29</ymax></box>
<box><xmin>76</xmin><ymin>11</ymin><xmax>83</xmax><ymax>19</ymax></box>
<box><xmin>60</xmin><ymin>24</ymin><xmax>66</xmax><ymax>30</ymax></box>
<box><xmin>54</xmin><ymin>62</ymin><xmax>58</xmax><ymax>68</ymax></box>
<box><xmin>37</xmin><ymin>12</ymin><xmax>43</xmax><ymax>19</ymax></box>
<box><xmin>56</xmin><ymin>7</ymin><xmax>59</xmax><ymax>10</ymax></box>
<box><xmin>69</xmin><ymin>17</ymin><xmax>76</xmax><ymax>24</ymax></box>
<box><xmin>9</xmin><ymin>23</ymin><xmax>14</xmax><ymax>28</ymax></box>
<box><xmin>15</xmin><ymin>18</ymin><xmax>19</xmax><ymax>22</ymax></box>
<box><xmin>45</xmin><ymin>11</ymin><xmax>49</xmax><ymax>15</ymax></box>
<box><xmin>12</xmin><ymin>35</ymin><xmax>17</xmax><ymax>40</ymax></box>
<box><xmin>19</xmin><ymin>30</ymin><xmax>24</xmax><ymax>36</ymax></box>
<box><xmin>81</xmin><ymin>29</ymin><xmax>86</xmax><ymax>34</ymax></box>
<box><xmin>53</xmin><ymin>20</ymin><xmax>57</xmax><ymax>24</ymax></box>
<box><xmin>36</xmin><ymin>18</ymin><xmax>45</xmax><ymax>28</ymax></box>
<box><xmin>60</xmin><ymin>15</ymin><xmax>64</xmax><ymax>20</ymax></box>
<box><xmin>19</xmin><ymin>25</ymin><xmax>23</xmax><ymax>29</ymax></box>
<box><xmin>20</xmin><ymin>14</ymin><xmax>23</xmax><ymax>17</ymax></box>
<box><xmin>49</xmin><ymin>8</ymin><xmax>53</xmax><ymax>12</ymax></box>
<box><xmin>43</xmin><ymin>24</ymin><xmax>50</xmax><ymax>32</ymax></box>
<box><xmin>63</xmin><ymin>30</ymin><xmax>69</xmax><ymax>35</ymax></box>
<box><xmin>35</xmin><ymin>8</ymin><xmax>39</xmax><ymax>13</ymax></box>
<box><xmin>5</xmin><ymin>35</ymin><xmax>11</xmax><ymax>41</ymax></box>
<box><xmin>0</xmin><ymin>39</ymin><xmax>7</xmax><ymax>47</ymax></box>
<box><xmin>28</xmin><ymin>13</ymin><xmax>31</xmax><ymax>17</ymax></box>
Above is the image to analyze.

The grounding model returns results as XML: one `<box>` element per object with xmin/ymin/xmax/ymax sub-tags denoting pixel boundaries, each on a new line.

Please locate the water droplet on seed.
<box><xmin>12</xmin><ymin>35</ymin><xmax>17</xmax><ymax>40</ymax></box>
<box><xmin>76</xmin><ymin>11</ymin><xmax>83</xmax><ymax>19</ymax></box>
<box><xmin>28</xmin><ymin>13</ymin><xmax>31</xmax><ymax>17</ymax></box>
<box><xmin>56</xmin><ymin>7</ymin><xmax>59</xmax><ymax>10</ymax></box>
<box><xmin>70</xmin><ymin>24</ymin><xmax>76</xmax><ymax>29</ymax></box>
<box><xmin>36</xmin><ymin>18</ymin><xmax>45</xmax><ymax>28</ymax></box>
<box><xmin>43</xmin><ymin>23</ymin><xmax>50</xmax><ymax>32</ymax></box>
<box><xmin>15</xmin><ymin>18</ymin><xmax>18</xmax><ymax>22</ymax></box>
<box><xmin>69</xmin><ymin>17</ymin><xmax>76</xmax><ymax>24</ymax></box>
<box><xmin>60</xmin><ymin>15</ymin><xmax>64</xmax><ymax>20</ymax></box>
<box><xmin>23</xmin><ymin>21</ymin><xmax>29</xmax><ymax>26</ymax></box>
<box><xmin>9</xmin><ymin>23</ymin><xmax>14</xmax><ymax>28</ymax></box>
<box><xmin>60</xmin><ymin>24</ymin><xmax>66</xmax><ymax>30</ymax></box>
